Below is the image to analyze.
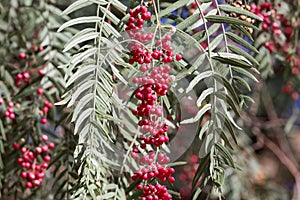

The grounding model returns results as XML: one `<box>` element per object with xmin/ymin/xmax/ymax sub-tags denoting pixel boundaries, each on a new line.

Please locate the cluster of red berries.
<box><xmin>137</xmin><ymin>183</ymin><xmax>172</xmax><ymax>200</ymax></box>
<box><xmin>18</xmin><ymin>45</ymin><xmax>44</xmax><ymax>60</ymax></box>
<box><xmin>178</xmin><ymin>155</ymin><xmax>199</xmax><ymax>199</ymax></box>
<box><xmin>39</xmin><ymin>100</ymin><xmax>53</xmax><ymax>125</ymax></box>
<box><xmin>15</xmin><ymin>71</ymin><xmax>30</xmax><ymax>87</ymax></box>
<box><xmin>126</xmin><ymin>4</ymin><xmax>183</xmax><ymax>199</ymax></box>
<box><xmin>282</xmin><ymin>84</ymin><xmax>299</xmax><ymax>100</ymax></box>
<box><xmin>251</xmin><ymin>2</ymin><xmax>294</xmax><ymax>53</ymax></box>
<box><xmin>13</xmin><ymin>134</ymin><xmax>55</xmax><ymax>189</ymax></box>
<box><xmin>1</xmin><ymin>101</ymin><xmax>16</xmax><ymax>120</ymax></box>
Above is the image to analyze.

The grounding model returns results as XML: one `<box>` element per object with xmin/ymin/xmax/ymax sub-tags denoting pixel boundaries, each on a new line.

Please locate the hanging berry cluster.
<box><xmin>126</xmin><ymin>4</ymin><xmax>182</xmax><ymax>200</ymax></box>
<box><xmin>226</xmin><ymin>0</ymin><xmax>255</xmax><ymax>34</ymax></box>
<box><xmin>13</xmin><ymin>134</ymin><xmax>55</xmax><ymax>189</ymax></box>
<box><xmin>251</xmin><ymin>2</ymin><xmax>299</xmax><ymax>101</ymax></box>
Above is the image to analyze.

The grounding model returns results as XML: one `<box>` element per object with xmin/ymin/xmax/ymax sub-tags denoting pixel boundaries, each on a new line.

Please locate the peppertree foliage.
<box><xmin>57</xmin><ymin>0</ymin><xmax>261</xmax><ymax>199</ymax></box>
<box><xmin>0</xmin><ymin>0</ymin><xmax>75</xmax><ymax>199</ymax></box>
<box><xmin>2</xmin><ymin>0</ymin><xmax>285</xmax><ymax>199</ymax></box>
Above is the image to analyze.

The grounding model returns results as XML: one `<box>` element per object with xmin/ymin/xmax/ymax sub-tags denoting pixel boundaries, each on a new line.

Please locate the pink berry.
<box><xmin>35</xmin><ymin>147</ymin><xmax>42</xmax><ymax>154</ymax></box>
<box><xmin>9</xmin><ymin>112</ymin><xmax>16</xmax><ymax>120</ymax></box>
<box><xmin>0</xmin><ymin>98</ymin><xmax>3</xmax><ymax>104</ymax></box>
<box><xmin>137</xmin><ymin>184</ymin><xmax>143</xmax><ymax>190</ymax></box>
<box><xmin>8</xmin><ymin>102</ymin><xmax>14</xmax><ymax>107</ymax></box>
<box><xmin>44</xmin><ymin>155</ymin><xmax>51</xmax><ymax>163</ymax></box>
<box><xmin>16</xmin><ymin>73</ymin><xmax>23</xmax><ymax>80</ymax></box>
<box><xmin>38</xmin><ymin>69</ymin><xmax>45</xmax><ymax>76</ymax></box>
<box><xmin>42</xmin><ymin>145</ymin><xmax>48</xmax><ymax>152</ymax></box>
<box><xmin>21</xmin><ymin>147</ymin><xmax>27</xmax><ymax>154</ymax></box>
<box><xmin>22</xmin><ymin>72</ymin><xmax>30</xmax><ymax>79</ymax></box>
<box><xmin>33</xmin><ymin>179</ymin><xmax>41</xmax><ymax>187</ymax></box>
<box><xmin>4</xmin><ymin>111</ymin><xmax>9</xmax><ymax>117</ymax></box>
<box><xmin>41</xmin><ymin>134</ymin><xmax>48</xmax><ymax>142</ymax></box>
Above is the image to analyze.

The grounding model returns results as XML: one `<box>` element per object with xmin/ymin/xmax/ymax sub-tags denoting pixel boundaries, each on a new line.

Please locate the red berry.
<box><xmin>42</xmin><ymin>145</ymin><xmax>48</xmax><ymax>152</ymax></box>
<box><xmin>175</xmin><ymin>54</ymin><xmax>182</xmax><ymax>61</ymax></box>
<box><xmin>27</xmin><ymin>172</ymin><xmax>36</xmax><ymax>180</ymax></box>
<box><xmin>12</xmin><ymin>142</ymin><xmax>19</xmax><ymax>150</ymax></box>
<box><xmin>41</xmin><ymin>163</ymin><xmax>48</xmax><ymax>169</ymax></box>
<box><xmin>48</xmin><ymin>142</ymin><xmax>55</xmax><ymax>149</ymax></box>
<box><xmin>33</xmin><ymin>179</ymin><xmax>41</xmax><ymax>187</ymax></box>
<box><xmin>8</xmin><ymin>102</ymin><xmax>14</xmax><ymax>107</ymax></box>
<box><xmin>9</xmin><ymin>113</ymin><xmax>16</xmax><ymax>120</ymax></box>
<box><xmin>38</xmin><ymin>69</ymin><xmax>45</xmax><ymax>76</ymax></box>
<box><xmin>168</xmin><ymin>176</ymin><xmax>175</xmax><ymax>183</ymax></box>
<box><xmin>137</xmin><ymin>184</ymin><xmax>143</xmax><ymax>190</ymax></box>
<box><xmin>4</xmin><ymin>111</ymin><xmax>9</xmax><ymax>117</ymax></box>
<box><xmin>21</xmin><ymin>147</ymin><xmax>27</xmax><ymax>154</ymax></box>
<box><xmin>44</xmin><ymin>155</ymin><xmax>51</xmax><ymax>163</ymax></box>
<box><xmin>291</xmin><ymin>92</ymin><xmax>299</xmax><ymax>100</ymax></box>
<box><xmin>22</xmin><ymin>72</ymin><xmax>30</xmax><ymax>79</ymax></box>
<box><xmin>35</xmin><ymin>147</ymin><xmax>42</xmax><ymax>154</ymax></box>
<box><xmin>40</xmin><ymin>118</ymin><xmax>47</xmax><ymax>124</ymax></box>
<box><xmin>26</xmin><ymin>181</ymin><xmax>33</xmax><ymax>188</ymax></box>
<box><xmin>16</xmin><ymin>73</ymin><xmax>23</xmax><ymax>80</ymax></box>
<box><xmin>18</xmin><ymin>52</ymin><xmax>26</xmax><ymax>59</ymax></box>
<box><xmin>37</xmin><ymin>88</ymin><xmax>44</xmax><ymax>95</ymax></box>
<box><xmin>20</xmin><ymin>171</ymin><xmax>27</xmax><ymax>179</ymax></box>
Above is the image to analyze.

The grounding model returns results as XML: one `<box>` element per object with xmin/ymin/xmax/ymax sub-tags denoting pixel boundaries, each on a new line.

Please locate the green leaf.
<box><xmin>62</xmin><ymin>0</ymin><xmax>107</xmax><ymax>15</ymax></box>
<box><xmin>199</xmin><ymin>120</ymin><xmax>211</xmax><ymax>140</ymax></box>
<box><xmin>219</xmin><ymin>130</ymin><xmax>234</xmax><ymax>150</ymax></box>
<box><xmin>234</xmin><ymin>76</ymin><xmax>251</xmax><ymax>91</ymax></box>
<box><xmin>58</xmin><ymin>16</ymin><xmax>102</xmax><ymax>32</ymax></box>
<box><xmin>167</xmin><ymin>161</ymin><xmax>187</xmax><ymax>167</ymax></box>
<box><xmin>186</xmin><ymin>70</ymin><xmax>213</xmax><ymax>93</ymax></box>
<box><xmin>69</xmin><ymin>80</ymin><xmax>94</xmax><ymax>107</ymax></box>
<box><xmin>66</xmin><ymin>64</ymin><xmax>95</xmax><ymax>87</ymax></box>
<box><xmin>216</xmin><ymin>92</ymin><xmax>240</xmax><ymax>117</ymax></box>
<box><xmin>72</xmin><ymin>93</ymin><xmax>94</xmax><ymax>122</ymax></box>
<box><xmin>226</xmin><ymin>32</ymin><xmax>259</xmax><ymax>53</ymax></box>
<box><xmin>199</xmin><ymin>133</ymin><xmax>215</xmax><ymax>158</ymax></box>
<box><xmin>208</xmin><ymin>34</ymin><xmax>223</xmax><ymax>51</ymax></box>
<box><xmin>64</xmin><ymin>30</ymin><xmax>98</xmax><ymax>52</ymax></box>
<box><xmin>205</xmin><ymin>15</ymin><xmax>258</xmax><ymax>30</ymax></box>
<box><xmin>232</xmin><ymin>66</ymin><xmax>259</xmax><ymax>82</ymax></box>
<box><xmin>213</xmin><ymin>56</ymin><xmax>253</xmax><ymax>68</ymax></box>
<box><xmin>177</xmin><ymin>13</ymin><xmax>200</xmax><ymax>30</ymax></box>
<box><xmin>212</xmin><ymin>73</ymin><xmax>239</xmax><ymax>104</ymax></box>
<box><xmin>219</xmin><ymin>5</ymin><xmax>263</xmax><ymax>21</ymax></box>
<box><xmin>215</xmin><ymin>142</ymin><xmax>236</xmax><ymax>168</ymax></box>
<box><xmin>158</xmin><ymin>0</ymin><xmax>189</xmax><ymax>18</ymax></box>
<box><xmin>197</xmin><ymin>88</ymin><xmax>214</xmax><ymax>107</ymax></box>
<box><xmin>198</xmin><ymin>23</ymin><xmax>221</xmax><ymax>43</ymax></box>
<box><xmin>99</xmin><ymin>6</ymin><xmax>120</xmax><ymax>25</ymax></box>
<box><xmin>111</xmin><ymin>0</ymin><xmax>127</xmax><ymax>11</ymax></box>
<box><xmin>228</xmin><ymin>45</ymin><xmax>259</xmax><ymax>66</ymax></box>
<box><xmin>216</xmin><ymin>112</ymin><xmax>238</xmax><ymax>144</ymax></box>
